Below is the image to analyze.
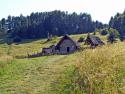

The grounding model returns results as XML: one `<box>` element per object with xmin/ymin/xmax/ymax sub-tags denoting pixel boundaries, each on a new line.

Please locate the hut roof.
<box><xmin>56</xmin><ymin>35</ymin><xmax>79</xmax><ymax>47</ymax></box>
<box><xmin>85</xmin><ymin>35</ymin><xmax>104</xmax><ymax>46</ymax></box>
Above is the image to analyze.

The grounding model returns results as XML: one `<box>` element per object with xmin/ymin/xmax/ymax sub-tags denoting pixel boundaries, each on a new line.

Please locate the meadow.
<box><xmin>0</xmin><ymin>34</ymin><xmax>125</xmax><ymax>94</ymax></box>
<box><xmin>54</xmin><ymin>42</ymin><xmax>125</xmax><ymax>94</ymax></box>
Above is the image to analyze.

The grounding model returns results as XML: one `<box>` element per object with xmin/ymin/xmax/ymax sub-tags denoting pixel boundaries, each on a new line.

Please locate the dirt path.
<box><xmin>15</xmin><ymin>55</ymin><xmax>73</xmax><ymax>94</ymax></box>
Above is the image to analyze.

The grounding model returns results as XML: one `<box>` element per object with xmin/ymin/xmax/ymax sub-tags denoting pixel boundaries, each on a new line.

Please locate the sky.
<box><xmin>1</xmin><ymin>0</ymin><xmax>125</xmax><ymax>23</ymax></box>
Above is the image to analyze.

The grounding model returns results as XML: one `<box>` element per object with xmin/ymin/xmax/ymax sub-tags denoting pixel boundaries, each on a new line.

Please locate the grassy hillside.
<box><xmin>0</xmin><ymin>33</ymin><xmax>125</xmax><ymax>94</ymax></box>
<box><xmin>54</xmin><ymin>42</ymin><xmax>125</xmax><ymax>94</ymax></box>
<box><xmin>0</xmin><ymin>34</ymin><xmax>84</xmax><ymax>94</ymax></box>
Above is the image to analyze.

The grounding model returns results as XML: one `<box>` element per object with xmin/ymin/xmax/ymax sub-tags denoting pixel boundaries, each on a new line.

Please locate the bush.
<box><xmin>100</xmin><ymin>29</ymin><xmax>108</xmax><ymax>35</ymax></box>
<box><xmin>108</xmin><ymin>28</ymin><xmax>120</xmax><ymax>38</ymax></box>
<box><xmin>107</xmin><ymin>33</ymin><xmax>116</xmax><ymax>43</ymax></box>
<box><xmin>93</xmin><ymin>31</ymin><xmax>96</xmax><ymax>35</ymax></box>
<box><xmin>78</xmin><ymin>37</ymin><xmax>84</xmax><ymax>42</ymax></box>
<box><xmin>107</xmin><ymin>28</ymin><xmax>120</xmax><ymax>43</ymax></box>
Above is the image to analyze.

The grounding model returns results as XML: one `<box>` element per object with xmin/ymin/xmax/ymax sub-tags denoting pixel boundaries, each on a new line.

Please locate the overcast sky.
<box><xmin>1</xmin><ymin>0</ymin><xmax>125</xmax><ymax>23</ymax></box>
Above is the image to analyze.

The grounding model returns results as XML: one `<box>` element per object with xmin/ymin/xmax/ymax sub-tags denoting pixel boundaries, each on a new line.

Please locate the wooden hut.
<box><xmin>42</xmin><ymin>45</ymin><xmax>56</xmax><ymax>55</ymax></box>
<box><xmin>55</xmin><ymin>35</ymin><xmax>79</xmax><ymax>54</ymax></box>
<box><xmin>85</xmin><ymin>34</ymin><xmax>104</xmax><ymax>47</ymax></box>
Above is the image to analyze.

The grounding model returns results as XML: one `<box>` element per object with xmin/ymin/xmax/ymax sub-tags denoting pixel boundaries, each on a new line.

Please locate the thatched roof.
<box><xmin>85</xmin><ymin>34</ymin><xmax>104</xmax><ymax>46</ymax></box>
<box><xmin>56</xmin><ymin>35</ymin><xmax>79</xmax><ymax>48</ymax></box>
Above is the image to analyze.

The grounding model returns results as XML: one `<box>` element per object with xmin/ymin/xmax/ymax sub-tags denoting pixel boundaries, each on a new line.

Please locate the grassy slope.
<box><xmin>0</xmin><ymin>34</ymin><xmax>81</xmax><ymax>94</ymax></box>
<box><xmin>55</xmin><ymin>43</ymin><xmax>125</xmax><ymax>94</ymax></box>
<box><xmin>0</xmin><ymin>33</ymin><xmax>125</xmax><ymax>94</ymax></box>
<box><xmin>0</xmin><ymin>55</ymin><xmax>72</xmax><ymax>94</ymax></box>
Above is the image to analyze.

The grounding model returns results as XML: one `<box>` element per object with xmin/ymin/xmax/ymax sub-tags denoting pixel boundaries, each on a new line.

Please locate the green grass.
<box><xmin>54</xmin><ymin>42</ymin><xmax>125</xmax><ymax>94</ymax></box>
<box><xmin>0</xmin><ymin>33</ymin><xmax>125</xmax><ymax>94</ymax></box>
<box><xmin>0</xmin><ymin>55</ymin><xmax>73</xmax><ymax>94</ymax></box>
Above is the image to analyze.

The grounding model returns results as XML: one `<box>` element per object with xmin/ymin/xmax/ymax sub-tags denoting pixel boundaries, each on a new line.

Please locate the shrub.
<box><xmin>93</xmin><ymin>31</ymin><xmax>96</xmax><ymax>35</ymax></box>
<box><xmin>108</xmin><ymin>28</ymin><xmax>120</xmax><ymax>38</ymax></box>
<box><xmin>107</xmin><ymin>28</ymin><xmax>120</xmax><ymax>43</ymax></box>
<box><xmin>100</xmin><ymin>29</ymin><xmax>108</xmax><ymax>35</ymax></box>
<box><xmin>78</xmin><ymin>37</ymin><xmax>84</xmax><ymax>42</ymax></box>
<box><xmin>107</xmin><ymin>33</ymin><xmax>116</xmax><ymax>43</ymax></box>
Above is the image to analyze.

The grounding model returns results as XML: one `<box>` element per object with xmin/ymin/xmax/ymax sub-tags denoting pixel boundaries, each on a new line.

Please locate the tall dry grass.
<box><xmin>75</xmin><ymin>42</ymin><xmax>125</xmax><ymax>94</ymax></box>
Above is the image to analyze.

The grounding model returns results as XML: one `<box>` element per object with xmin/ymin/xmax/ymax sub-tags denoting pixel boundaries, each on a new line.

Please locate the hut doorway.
<box><xmin>67</xmin><ymin>47</ymin><xmax>70</xmax><ymax>53</ymax></box>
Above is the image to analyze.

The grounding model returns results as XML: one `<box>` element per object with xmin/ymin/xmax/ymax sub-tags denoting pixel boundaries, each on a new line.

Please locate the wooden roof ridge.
<box><xmin>56</xmin><ymin>35</ymin><xmax>79</xmax><ymax>47</ymax></box>
<box><xmin>86</xmin><ymin>34</ymin><xmax>105</xmax><ymax>45</ymax></box>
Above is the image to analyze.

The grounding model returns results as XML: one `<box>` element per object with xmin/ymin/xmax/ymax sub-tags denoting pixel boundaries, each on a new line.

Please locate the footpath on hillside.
<box><xmin>17</xmin><ymin>55</ymin><xmax>74</xmax><ymax>94</ymax></box>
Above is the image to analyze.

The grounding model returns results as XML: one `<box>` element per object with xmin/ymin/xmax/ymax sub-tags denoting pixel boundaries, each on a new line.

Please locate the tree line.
<box><xmin>2</xmin><ymin>10</ymin><xmax>125</xmax><ymax>43</ymax></box>
<box><xmin>0</xmin><ymin>10</ymin><xmax>105</xmax><ymax>41</ymax></box>
<box><xmin>109</xmin><ymin>10</ymin><xmax>125</xmax><ymax>39</ymax></box>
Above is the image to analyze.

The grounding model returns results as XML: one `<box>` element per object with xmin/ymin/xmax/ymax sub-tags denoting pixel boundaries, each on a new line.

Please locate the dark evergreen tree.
<box><xmin>109</xmin><ymin>11</ymin><xmax>125</xmax><ymax>36</ymax></box>
<box><xmin>119</xmin><ymin>34</ymin><xmax>125</xmax><ymax>41</ymax></box>
<box><xmin>0</xmin><ymin>10</ymin><xmax>106</xmax><ymax>41</ymax></box>
<box><xmin>108</xmin><ymin>33</ymin><xmax>116</xmax><ymax>43</ymax></box>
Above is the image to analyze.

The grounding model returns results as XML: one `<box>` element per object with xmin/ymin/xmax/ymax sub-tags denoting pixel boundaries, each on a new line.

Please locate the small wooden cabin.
<box><xmin>42</xmin><ymin>45</ymin><xmax>56</xmax><ymax>55</ymax></box>
<box><xmin>55</xmin><ymin>35</ymin><xmax>79</xmax><ymax>54</ymax></box>
<box><xmin>85</xmin><ymin>34</ymin><xmax>104</xmax><ymax>47</ymax></box>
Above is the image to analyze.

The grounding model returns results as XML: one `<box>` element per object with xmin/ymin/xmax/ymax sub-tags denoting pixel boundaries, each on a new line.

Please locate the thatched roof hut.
<box><xmin>85</xmin><ymin>34</ymin><xmax>104</xmax><ymax>47</ymax></box>
<box><xmin>56</xmin><ymin>35</ymin><xmax>79</xmax><ymax>54</ymax></box>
